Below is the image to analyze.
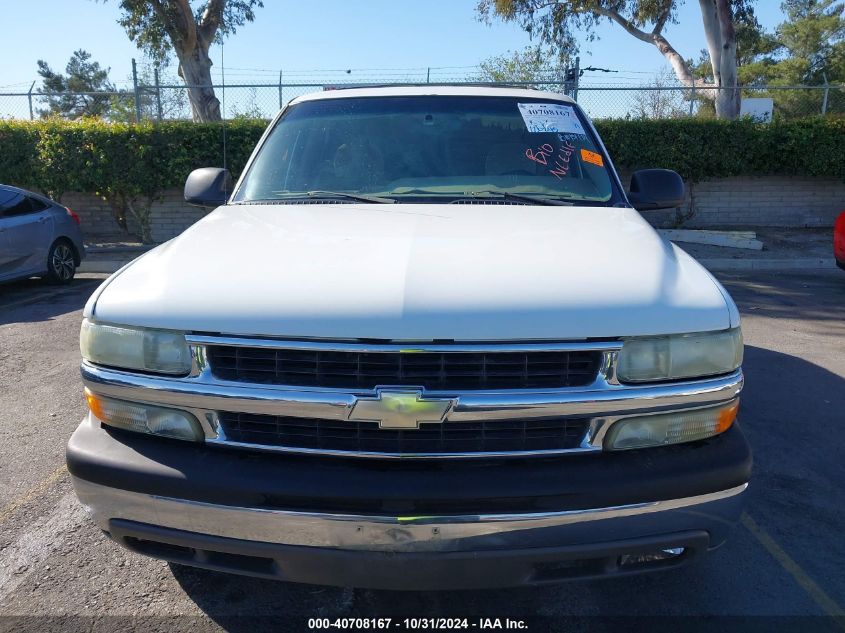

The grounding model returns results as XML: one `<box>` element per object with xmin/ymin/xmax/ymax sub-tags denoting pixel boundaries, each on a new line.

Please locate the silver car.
<box><xmin>0</xmin><ymin>184</ymin><xmax>85</xmax><ymax>284</ymax></box>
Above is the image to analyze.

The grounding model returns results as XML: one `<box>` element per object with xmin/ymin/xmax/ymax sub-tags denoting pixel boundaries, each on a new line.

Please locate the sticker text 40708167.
<box><xmin>517</xmin><ymin>102</ymin><xmax>586</xmax><ymax>135</ymax></box>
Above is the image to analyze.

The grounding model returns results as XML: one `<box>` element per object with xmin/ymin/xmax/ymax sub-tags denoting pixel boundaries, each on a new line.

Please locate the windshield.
<box><xmin>233</xmin><ymin>95</ymin><xmax>619</xmax><ymax>205</ymax></box>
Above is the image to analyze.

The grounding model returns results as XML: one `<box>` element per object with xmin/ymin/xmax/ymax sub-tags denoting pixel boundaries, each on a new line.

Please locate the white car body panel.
<box><xmin>87</xmin><ymin>202</ymin><xmax>733</xmax><ymax>341</ymax></box>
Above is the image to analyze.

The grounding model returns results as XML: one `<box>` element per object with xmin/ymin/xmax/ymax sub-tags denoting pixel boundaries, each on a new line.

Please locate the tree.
<box><xmin>630</xmin><ymin>69</ymin><xmax>689</xmax><ymax>119</ymax></box>
<box><xmin>107</xmin><ymin>0</ymin><xmax>263</xmax><ymax>122</ymax></box>
<box><xmin>37</xmin><ymin>50</ymin><xmax>117</xmax><ymax>119</ymax></box>
<box><xmin>475</xmin><ymin>46</ymin><xmax>568</xmax><ymax>86</ymax></box>
<box><xmin>733</xmin><ymin>3</ymin><xmax>780</xmax><ymax>67</ymax></box>
<box><xmin>89</xmin><ymin>122</ymin><xmax>169</xmax><ymax>243</ymax></box>
<box><xmin>110</xmin><ymin>63</ymin><xmax>191</xmax><ymax>122</ymax></box>
<box><xmin>728</xmin><ymin>0</ymin><xmax>845</xmax><ymax>85</ymax></box>
<box><xmin>729</xmin><ymin>0</ymin><xmax>845</xmax><ymax>118</ymax></box>
<box><xmin>777</xmin><ymin>0</ymin><xmax>845</xmax><ymax>83</ymax></box>
<box><xmin>477</xmin><ymin>0</ymin><xmax>755</xmax><ymax>119</ymax></box>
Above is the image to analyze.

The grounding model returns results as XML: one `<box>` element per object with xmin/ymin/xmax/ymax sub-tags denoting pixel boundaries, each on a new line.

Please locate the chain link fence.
<box><xmin>2</xmin><ymin>75</ymin><xmax>844</xmax><ymax>121</ymax></box>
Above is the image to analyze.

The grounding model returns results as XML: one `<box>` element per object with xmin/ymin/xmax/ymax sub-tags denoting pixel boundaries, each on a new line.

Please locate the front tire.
<box><xmin>46</xmin><ymin>240</ymin><xmax>77</xmax><ymax>284</ymax></box>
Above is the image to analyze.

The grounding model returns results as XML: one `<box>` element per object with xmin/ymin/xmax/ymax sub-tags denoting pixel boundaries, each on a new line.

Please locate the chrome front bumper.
<box><xmin>73</xmin><ymin>476</ymin><xmax>747</xmax><ymax>553</ymax></box>
<box><xmin>73</xmin><ymin>473</ymin><xmax>748</xmax><ymax>588</ymax></box>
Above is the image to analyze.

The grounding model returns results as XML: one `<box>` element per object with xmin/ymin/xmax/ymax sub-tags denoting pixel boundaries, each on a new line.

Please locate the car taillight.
<box><xmin>66</xmin><ymin>208</ymin><xmax>81</xmax><ymax>225</ymax></box>
<box><xmin>834</xmin><ymin>211</ymin><xmax>845</xmax><ymax>259</ymax></box>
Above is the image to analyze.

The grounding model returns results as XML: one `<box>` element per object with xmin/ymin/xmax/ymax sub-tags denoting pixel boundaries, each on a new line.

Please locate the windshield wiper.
<box><xmin>305</xmin><ymin>190</ymin><xmax>395</xmax><ymax>204</ymax></box>
<box><xmin>465</xmin><ymin>191</ymin><xmax>575</xmax><ymax>206</ymax></box>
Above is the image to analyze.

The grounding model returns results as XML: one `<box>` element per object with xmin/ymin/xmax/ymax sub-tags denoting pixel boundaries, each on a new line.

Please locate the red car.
<box><xmin>836</xmin><ymin>211</ymin><xmax>845</xmax><ymax>270</ymax></box>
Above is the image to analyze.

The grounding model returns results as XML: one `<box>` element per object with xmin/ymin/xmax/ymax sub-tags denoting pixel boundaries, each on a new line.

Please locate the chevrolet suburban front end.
<box><xmin>68</xmin><ymin>86</ymin><xmax>750</xmax><ymax>590</ymax></box>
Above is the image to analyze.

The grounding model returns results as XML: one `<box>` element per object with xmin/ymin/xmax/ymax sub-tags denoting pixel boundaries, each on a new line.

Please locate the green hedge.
<box><xmin>1</xmin><ymin>117</ymin><xmax>843</xmax><ymax>239</ymax></box>
<box><xmin>2</xmin><ymin>117</ymin><xmax>843</xmax><ymax>192</ymax></box>
<box><xmin>596</xmin><ymin>117</ymin><xmax>845</xmax><ymax>181</ymax></box>
<box><xmin>0</xmin><ymin>119</ymin><xmax>267</xmax><ymax>200</ymax></box>
<box><xmin>0</xmin><ymin>119</ymin><xmax>267</xmax><ymax>241</ymax></box>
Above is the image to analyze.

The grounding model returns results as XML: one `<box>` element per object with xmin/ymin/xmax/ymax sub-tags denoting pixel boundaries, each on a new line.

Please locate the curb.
<box><xmin>699</xmin><ymin>258</ymin><xmax>836</xmax><ymax>271</ymax></box>
<box><xmin>85</xmin><ymin>246</ymin><xmax>151</xmax><ymax>255</ymax></box>
<box><xmin>79</xmin><ymin>260</ymin><xmax>134</xmax><ymax>274</ymax></box>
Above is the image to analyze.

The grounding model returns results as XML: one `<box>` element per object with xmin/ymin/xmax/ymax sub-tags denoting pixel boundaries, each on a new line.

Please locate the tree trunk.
<box><xmin>599</xmin><ymin>4</ymin><xmax>740</xmax><ymax>120</ymax></box>
<box><xmin>177</xmin><ymin>45</ymin><xmax>221</xmax><ymax>122</ymax></box>
<box><xmin>125</xmin><ymin>197</ymin><xmax>155</xmax><ymax>244</ymax></box>
<box><xmin>652</xmin><ymin>33</ymin><xmax>699</xmax><ymax>87</ymax></box>
<box><xmin>715</xmin><ymin>0</ymin><xmax>740</xmax><ymax>119</ymax></box>
<box><xmin>699</xmin><ymin>0</ymin><xmax>723</xmax><ymax>86</ymax></box>
<box><xmin>699</xmin><ymin>0</ymin><xmax>740</xmax><ymax>119</ymax></box>
<box><xmin>713</xmin><ymin>79</ymin><xmax>740</xmax><ymax>118</ymax></box>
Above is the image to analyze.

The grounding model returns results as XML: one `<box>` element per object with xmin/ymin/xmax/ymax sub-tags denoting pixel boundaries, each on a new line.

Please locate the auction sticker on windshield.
<box><xmin>518</xmin><ymin>103</ymin><xmax>586</xmax><ymax>135</ymax></box>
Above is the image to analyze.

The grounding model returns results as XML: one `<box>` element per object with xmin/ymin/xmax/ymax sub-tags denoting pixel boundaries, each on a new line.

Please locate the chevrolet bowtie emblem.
<box><xmin>348</xmin><ymin>389</ymin><xmax>455</xmax><ymax>430</ymax></box>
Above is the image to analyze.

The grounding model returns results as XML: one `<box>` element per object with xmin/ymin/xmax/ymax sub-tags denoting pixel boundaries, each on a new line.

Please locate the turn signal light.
<box><xmin>84</xmin><ymin>388</ymin><xmax>203</xmax><ymax>441</ymax></box>
<box><xmin>715</xmin><ymin>400</ymin><xmax>740</xmax><ymax>434</ymax></box>
<box><xmin>605</xmin><ymin>400</ymin><xmax>739</xmax><ymax>451</ymax></box>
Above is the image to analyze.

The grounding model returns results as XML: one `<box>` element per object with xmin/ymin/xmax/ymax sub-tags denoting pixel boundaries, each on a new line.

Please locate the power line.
<box><xmin>214</xmin><ymin>64</ymin><xmax>484</xmax><ymax>74</ymax></box>
<box><xmin>580</xmin><ymin>66</ymin><xmax>618</xmax><ymax>76</ymax></box>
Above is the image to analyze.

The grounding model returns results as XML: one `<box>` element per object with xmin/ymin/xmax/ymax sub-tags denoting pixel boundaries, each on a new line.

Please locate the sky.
<box><xmin>1</xmin><ymin>0</ymin><xmax>788</xmax><ymax>91</ymax></box>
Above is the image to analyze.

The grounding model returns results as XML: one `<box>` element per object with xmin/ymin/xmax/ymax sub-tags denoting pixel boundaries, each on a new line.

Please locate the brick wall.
<box><xmin>617</xmin><ymin>174</ymin><xmax>845</xmax><ymax>229</ymax></box>
<box><xmin>66</xmin><ymin>176</ymin><xmax>845</xmax><ymax>243</ymax></box>
<box><xmin>142</xmin><ymin>191</ymin><xmax>211</xmax><ymax>243</ymax></box>
<box><xmin>63</xmin><ymin>190</ymin><xmax>212</xmax><ymax>243</ymax></box>
<box><xmin>62</xmin><ymin>192</ymin><xmax>117</xmax><ymax>236</ymax></box>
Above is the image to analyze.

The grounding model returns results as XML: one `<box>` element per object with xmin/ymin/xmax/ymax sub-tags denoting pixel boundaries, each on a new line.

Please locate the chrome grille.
<box><xmin>218</xmin><ymin>412</ymin><xmax>589</xmax><ymax>455</ymax></box>
<box><xmin>205</xmin><ymin>347</ymin><xmax>602</xmax><ymax>391</ymax></box>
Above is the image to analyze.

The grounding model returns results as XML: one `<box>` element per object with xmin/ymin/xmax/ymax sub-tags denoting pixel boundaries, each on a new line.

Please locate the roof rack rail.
<box><xmin>322</xmin><ymin>82</ymin><xmax>550</xmax><ymax>91</ymax></box>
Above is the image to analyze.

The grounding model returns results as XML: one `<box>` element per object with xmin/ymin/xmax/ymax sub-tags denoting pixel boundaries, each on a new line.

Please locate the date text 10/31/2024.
<box><xmin>307</xmin><ymin>617</ymin><xmax>528</xmax><ymax>630</ymax></box>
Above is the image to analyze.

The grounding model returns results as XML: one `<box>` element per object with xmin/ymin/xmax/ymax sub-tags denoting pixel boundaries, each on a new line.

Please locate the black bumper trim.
<box><xmin>67</xmin><ymin>417</ymin><xmax>752</xmax><ymax>515</ymax></box>
<box><xmin>109</xmin><ymin>519</ymin><xmax>710</xmax><ymax>590</ymax></box>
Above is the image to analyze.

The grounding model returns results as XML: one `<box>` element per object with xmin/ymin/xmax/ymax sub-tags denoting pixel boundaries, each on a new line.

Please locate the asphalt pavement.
<box><xmin>0</xmin><ymin>270</ymin><xmax>843</xmax><ymax>632</ymax></box>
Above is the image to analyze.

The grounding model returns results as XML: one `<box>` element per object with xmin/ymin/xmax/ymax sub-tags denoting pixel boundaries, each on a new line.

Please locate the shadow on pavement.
<box><xmin>719</xmin><ymin>270</ymin><xmax>845</xmax><ymax>323</ymax></box>
<box><xmin>0</xmin><ymin>277</ymin><xmax>101</xmax><ymax>325</ymax></box>
<box><xmin>737</xmin><ymin>345</ymin><xmax>845</xmax><ymax>537</ymax></box>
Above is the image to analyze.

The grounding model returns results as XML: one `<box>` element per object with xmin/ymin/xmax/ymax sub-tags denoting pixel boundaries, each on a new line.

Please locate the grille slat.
<box><xmin>219</xmin><ymin>412</ymin><xmax>589</xmax><ymax>454</ymax></box>
<box><xmin>207</xmin><ymin>347</ymin><xmax>601</xmax><ymax>391</ymax></box>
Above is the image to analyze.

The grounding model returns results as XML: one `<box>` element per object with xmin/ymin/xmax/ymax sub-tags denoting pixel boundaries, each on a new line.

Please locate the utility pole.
<box><xmin>822</xmin><ymin>72</ymin><xmax>829</xmax><ymax>115</ymax></box>
<box><xmin>689</xmin><ymin>82</ymin><xmax>696</xmax><ymax>117</ymax></box>
<box><xmin>27</xmin><ymin>81</ymin><xmax>35</xmax><ymax>120</ymax></box>
<box><xmin>154</xmin><ymin>67</ymin><xmax>163</xmax><ymax>121</ymax></box>
<box><xmin>564</xmin><ymin>56</ymin><xmax>580</xmax><ymax>100</ymax></box>
<box><xmin>279</xmin><ymin>70</ymin><xmax>283</xmax><ymax>108</ymax></box>
<box><xmin>131</xmin><ymin>58</ymin><xmax>142</xmax><ymax>123</ymax></box>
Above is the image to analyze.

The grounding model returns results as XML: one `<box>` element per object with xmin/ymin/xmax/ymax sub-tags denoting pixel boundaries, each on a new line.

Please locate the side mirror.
<box><xmin>184</xmin><ymin>168</ymin><xmax>233</xmax><ymax>207</ymax></box>
<box><xmin>627</xmin><ymin>169</ymin><xmax>685</xmax><ymax>211</ymax></box>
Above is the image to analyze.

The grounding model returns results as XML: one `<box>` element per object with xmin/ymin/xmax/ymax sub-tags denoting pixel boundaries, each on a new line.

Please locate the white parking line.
<box><xmin>0</xmin><ymin>465</ymin><xmax>66</xmax><ymax>525</ymax></box>
<box><xmin>742</xmin><ymin>512</ymin><xmax>845</xmax><ymax>624</ymax></box>
<box><xmin>0</xmin><ymin>493</ymin><xmax>85</xmax><ymax>602</ymax></box>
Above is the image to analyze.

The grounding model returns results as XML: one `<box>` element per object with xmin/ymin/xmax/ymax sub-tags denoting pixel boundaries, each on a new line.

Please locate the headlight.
<box><xmin>616</xmin><ymin>328</ymin><xmax>742</xmax><ymax>383</ymax></box>
<box><xmin>80</xmin><ymin>319</ymin><xmax>191</xmax><ymax>375</ymax></box>
<box><xmin>604</xmin><ymin>400</ymin><xmax>739</xmax><ymax>451</ymax></box>
<box><xmin>85</xmin><ymin>388</ymin><xmax>203</xmax><ymax>441</ymax></box>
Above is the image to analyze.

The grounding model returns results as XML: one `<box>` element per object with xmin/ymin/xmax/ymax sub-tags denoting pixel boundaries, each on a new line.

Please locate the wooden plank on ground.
<box><xmin>659</xmin><ymin>229</ymin><xmax>764</xmax><ymax>250</ymax></box>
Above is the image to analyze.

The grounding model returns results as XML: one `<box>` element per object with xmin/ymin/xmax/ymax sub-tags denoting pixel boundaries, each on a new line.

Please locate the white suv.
<box><xmin>68</xmin><ymin>86</ymin><xmax>749</xmax><ymax>590</ymax></box>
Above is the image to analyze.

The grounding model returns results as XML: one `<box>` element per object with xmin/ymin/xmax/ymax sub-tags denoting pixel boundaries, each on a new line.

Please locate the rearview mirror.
<box><xmin>627</xmin><ymin>169</ymin><xmax>685</xmax><ymax>211</ymax></box>
<box><xmin>184</xmin><ymin>168</ymin><xmax>233</xmax><ymax>208</ymax></box>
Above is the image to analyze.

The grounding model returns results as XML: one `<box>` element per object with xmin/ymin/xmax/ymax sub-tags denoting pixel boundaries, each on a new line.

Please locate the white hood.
<box><xmin>87</xmin><ymin>203</ymin><xmax>735</xmax><ymax>341</ymax></box>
